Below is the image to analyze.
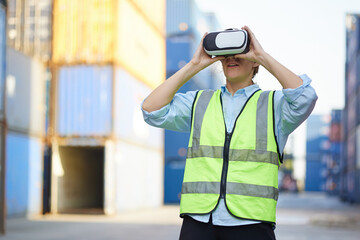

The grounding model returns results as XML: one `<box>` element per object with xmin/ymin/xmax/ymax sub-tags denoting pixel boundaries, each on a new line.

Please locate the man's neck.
<box><xmin>225</xmin><ymin>78</ymin><xmax>254</xmax><ymax>96</ymax></box>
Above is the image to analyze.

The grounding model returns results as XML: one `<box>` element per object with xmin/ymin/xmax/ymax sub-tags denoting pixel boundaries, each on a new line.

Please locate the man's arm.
<box><xmin>142</xmin><ymin>33</ymin><xmax>224</xmax><ymax>113</ymax></box>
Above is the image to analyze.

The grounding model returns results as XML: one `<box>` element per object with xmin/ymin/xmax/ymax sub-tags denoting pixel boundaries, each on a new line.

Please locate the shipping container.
<box><xmin>6</xmin><ymin>47</ymin><xmax>46</xmax><ymax>136</ymax></box>
<box><xmin>7</xmin><ymin>0</ymin><xmax>52</xmax><ymax>61</ymax></box>
<box><xmin>56</xmin><ymin>65</ymin><xmax>113</xmax><ymax>137</ymax></box>
<box><xmin>112</xmin><ymin>140</ymin><xmax>163</xmax><ymax>212</ymax></box>
<box><xmin>166</xmin><ymin>0</ymin><xmax>191</xmax><ymax>36</ymax></box>
<box><xmin>166</xmin><ymin>35</ymin><xmax>192</xmax><ymax>74</ymax></box>
<box><xmin>346</xmin><ymin>57</ymin><xmax>358</xmax><ymax>101</ymax></box>
<box><xmin>331</xmin><ymin>109</ymin><xmax>342</xmax><ymax>124</ymax></box>
<box><xmin>305</xmin><ymin>160</ymin><xmax>326</xmax><ymax>191</ymax></box>
<box><xmin>129</xmin><ymin>0</ymin><xmax>165</xmax><ymax>34</ymax></box>
<box><xmin>6</xmin><ymin>131</ymin><xmax>43</xmax><ymax>217</ymax></box>
<box><xmin>52</xmin><ymin>0</ymin><xmax>115</xmax><ymax>64</ymax></box>
<box><xmin>346</xmin><ymin>95</ymin><xmax>357</xmax><ymax>134</ymax></box>
<box><xmin>346</xmin><ymin>14</ymin><xmax>360</xmax><ymax>63</ymax></box>
<box><xmin>114</xmin><ymin>68</ymin><xmax>163</xmax><ymax>149</ymax></box>
<box><xmin>356</xmin><ymin>125</ymin><xmax>360</xmax><ymax>169</ymax></box>
<box><xmin>115</xmin><ymin>0</ymin><xmax>165</xmax><ymax>89</ymax></box>
<box><xmin>346</xmin><ymin>130</ymin><xmax>356</xmax><ymax>171</ymax></box>
<box><xmin>0</xmin><ymin>5</ymin><xmax>5</xmax><ymax>120</ymax></box>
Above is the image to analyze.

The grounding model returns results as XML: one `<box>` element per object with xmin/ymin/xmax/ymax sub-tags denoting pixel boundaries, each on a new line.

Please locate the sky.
<box><xmin>196</xmin><ymin>0</ymin><xmax>360</xmax><ymax>115</ymax></box>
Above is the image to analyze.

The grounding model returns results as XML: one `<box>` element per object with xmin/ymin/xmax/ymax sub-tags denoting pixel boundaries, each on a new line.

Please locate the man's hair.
<box><xmin>252</xmin><ymin>66</ymin><xmax>259</xmax><ymax>79</ymax></box>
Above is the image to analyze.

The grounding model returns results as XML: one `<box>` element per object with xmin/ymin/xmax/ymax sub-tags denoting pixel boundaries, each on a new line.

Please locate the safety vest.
<box><xmin>180</xmin><ymin>89</ymin><xmax>282</xmax><ymax>224</ymax></box>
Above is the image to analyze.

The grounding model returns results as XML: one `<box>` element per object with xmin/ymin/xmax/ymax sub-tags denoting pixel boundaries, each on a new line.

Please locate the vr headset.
<box><xmin>203</xmin><ymin>28</ymin><xmax>250</xmax><ymax>56</ymax></box>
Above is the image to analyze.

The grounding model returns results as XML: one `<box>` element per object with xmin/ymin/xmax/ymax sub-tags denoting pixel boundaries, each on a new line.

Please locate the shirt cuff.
<box><xmin>141</xmin><ymin>99</ymin><xmax>171</xmax><ymax>120</ymax></box>
<box><xmin>282</xmin><ymin>74</ymin><xmax>312</xmax><ymax>103</ymax></box>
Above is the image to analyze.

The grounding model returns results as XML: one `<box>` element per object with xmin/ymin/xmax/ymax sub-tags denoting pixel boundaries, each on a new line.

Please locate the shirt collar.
<box><xmin>220</xmin><ymin>84</ymin><xmax>260</xmax><ymax>97</ymax></box>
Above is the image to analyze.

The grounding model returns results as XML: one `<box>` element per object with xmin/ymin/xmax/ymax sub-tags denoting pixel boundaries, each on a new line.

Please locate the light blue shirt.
<box><xmin>142</xmin><ymin>74</ymin><xmax>317</xmax><ymax>226</ymax></box>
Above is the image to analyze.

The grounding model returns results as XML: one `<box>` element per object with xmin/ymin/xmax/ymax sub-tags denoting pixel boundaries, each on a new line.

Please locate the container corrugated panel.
<box><xmin>346</xmin><ymin>58</ymin><xmax>357</xmax><ymax>101</ymax></box>
<box><xmin>6</xmin><ymin>48</ymin><xmax>46</xmax><ymax>136</ymax></box>
<box><xmin>6</xmin><ymin>131</ymin><xmax>43</xmax><ymax>217</ymax></box>
<box><xmin>52</xmin><ymin>0</ymin><xmax>115</xmax><ymax>64</ymax></box>
<box><xmin>346</xmin><ymin>130</ymin><xmax>356</xmax><ymax>170</ymax></box>
<box><xmin>166</xmin><ymin>0</ymin><xmax>191</xmax><ymax>37</ymax></box>
<box><xmin>115</xmin><ymin>0</ymin><xmax>165</xmax><ymax>89</ymax></box>
<box><xmin>57</xmin><ymin>66</ymin><xmax>112</xmax><ymax>136</ymax></box>
<box><xmin>112</xmin><ymin>141</ymin><xmax>163</xmax><ymax>212</ymax></box>
<box><xmin>129</xmin><ymin>0</ymin><xmax>165</xmax><ymax>34</ymax></box>
<box><xmin>0</xmin><ymin>6</ymin><xmax>5</xmax><ymax>120</ymax></box>
<box><xmin>346</xmin><ymin>96</ymin><xmax>357</xmax><ymax>134</ymax></box>
<box><xmin>114</xmin><ymin>68</ymin><xmax>163</xmax><ymax>149</ymax></box>
<box><xmin>7</xmin><ymin>0</ymin><xmax>52</xmax><ymax>61</ymax></box>
<box><xmin>305</xmin><ymin>160</ymin><xmax>326</xmax><ymax>191</ymax></box>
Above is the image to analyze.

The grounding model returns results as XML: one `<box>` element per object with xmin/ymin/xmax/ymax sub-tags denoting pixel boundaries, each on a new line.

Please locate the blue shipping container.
<box><xmin>166</xmin><ymin>0</ymin><xmax>191</xmax><ymax>37</ymax></box>
<box><xmin>0</xmin><ymin>6</ymin><xmax>5</xmax><ymax>120</ymax></box>
<box><xmin>57</xmin><ymin>66</ymin><xmax>112</xmax><ymax>136</ymax></box>
<box><xmin>305</xmin><ymin>160</ymin><xmax>326</xmax><ymax>191</ymax></box>
<box><xmin>346</xmin><ymin>14</ymin><xmax>360</xmax><ymax>63</ymax></box>
<box><xmin>6</xmin><ymin>131</ymin><xmax>43</xmax><ymax>217</ymax></box>
<box><xmin>166</xmin><ymin>35</ymin><xmax>192</xmax><ymax>73</ymax></box>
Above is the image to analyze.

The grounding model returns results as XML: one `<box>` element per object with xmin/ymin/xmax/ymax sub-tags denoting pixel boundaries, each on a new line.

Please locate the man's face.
<box><xmin>220</xmin><ymin>56</ymin><xmax>255</xmax><ymax>82</ymax></box>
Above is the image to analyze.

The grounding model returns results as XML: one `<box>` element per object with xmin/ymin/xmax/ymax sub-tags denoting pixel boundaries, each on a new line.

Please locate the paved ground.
<box><xmin>1</xmin><ymin>192</ymin><xmax>360</xmax><ymax>240</ymax></box>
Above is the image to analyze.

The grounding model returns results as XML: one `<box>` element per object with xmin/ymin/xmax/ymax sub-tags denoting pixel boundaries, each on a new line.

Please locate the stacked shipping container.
<box><xmin>164</xmin><ymin>0</ymin><xmax>223</xmax><ymax>203</ymax></box>
<box><xmin>0</xmin><ymin>0</ymin><xmax>7</xmax><ymax>233</ymax></box>
<box><xmin>325</xmin><ymin>110</ymin><xmax>342</xmax><ymax>195</ymax></box>
<box><xmin>340</xmin><ymin>14</ymin><xmax>360</xmax><ymax>203</ymax></box>
<box><xmin>4</xmin><ymin>0</ymin><xmax>51</xmax><ymax>217</ymax></box>
<box><xmin>305</xmin><ymin>115</ymin><xmax>329</xmax><ymax>192</ymax></box>
<box><xmin>49</xmin><ymin>0</ymin><xmax>165</xmax><ymax>214</ymax></box>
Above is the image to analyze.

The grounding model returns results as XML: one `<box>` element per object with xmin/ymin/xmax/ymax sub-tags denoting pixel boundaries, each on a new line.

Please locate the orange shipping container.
<box><xmin>128</xmin><ymin>0</ymin><xmax>165</xmax><ymax>35</ymax></box>
<box><xmin>52</xmin><ymin>0</ymin><xmax>115</xmax><ymax>64</ymax></box>
<box><xmin>115</xmin><ymin>0</ymin><xmax>165</xmax><ymax>89</ymax></box>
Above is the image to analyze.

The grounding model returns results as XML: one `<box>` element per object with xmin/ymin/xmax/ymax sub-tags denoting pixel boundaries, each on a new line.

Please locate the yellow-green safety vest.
<box><xmin>180</xmin><ymin>89</ymin><xmax>282</xmax><ymax>224</ymax></box>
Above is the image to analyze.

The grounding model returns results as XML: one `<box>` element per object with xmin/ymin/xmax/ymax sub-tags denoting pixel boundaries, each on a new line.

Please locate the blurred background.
<box><xmin>0</xmin><ymin>0</ymin><xmax>360</xmax><ymax>239</ymax></box>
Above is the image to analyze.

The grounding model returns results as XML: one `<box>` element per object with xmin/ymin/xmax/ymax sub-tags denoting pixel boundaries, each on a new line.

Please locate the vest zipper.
<box><xmin>220</xmin><ymin>131</ymin><xmax>232</xmax><ymax>198</ymax></box>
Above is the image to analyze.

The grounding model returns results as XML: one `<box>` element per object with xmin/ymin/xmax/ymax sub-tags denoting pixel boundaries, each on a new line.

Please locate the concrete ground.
<box><xmin>1</xmin><ymin>192</ymin><xmax>360</xmax><ymax>240</ymax></box>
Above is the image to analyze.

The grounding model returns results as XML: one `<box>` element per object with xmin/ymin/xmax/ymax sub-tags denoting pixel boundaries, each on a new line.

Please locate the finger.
<box><xmin>244</xmin><ymin>25</ymin><xmax>256</xmax><ymax>39</ymax></box>
<box><xmin>211</xmin><ymin>56</ymin><xmax>225</xmax><ymax>63</ymax></box>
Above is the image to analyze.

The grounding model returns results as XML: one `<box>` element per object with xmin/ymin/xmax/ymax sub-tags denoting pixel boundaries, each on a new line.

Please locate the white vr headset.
<box><xmin>203</xmin><ymin>28</ymin><xmax>250</xmax><ymax>56</ymax></box>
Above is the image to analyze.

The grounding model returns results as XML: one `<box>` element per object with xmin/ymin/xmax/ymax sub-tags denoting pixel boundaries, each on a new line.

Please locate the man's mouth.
<box><xmin>227</xmin><ymin>63</ymin><xmax>239</xmax><ymax>68</ymax></box>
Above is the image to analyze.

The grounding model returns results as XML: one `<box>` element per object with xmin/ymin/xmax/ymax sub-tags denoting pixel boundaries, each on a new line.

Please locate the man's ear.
<box><xmin>253</xmin><ymin>62</ymin><xmax>260</xmax><ymax>67</ymax></box>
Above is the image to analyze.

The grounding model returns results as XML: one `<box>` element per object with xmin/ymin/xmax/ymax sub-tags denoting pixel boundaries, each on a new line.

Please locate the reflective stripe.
<box><xmin>187</xmin><ymin>145</ymin><xmax>223</xmax><ymax>159</ymax></box>
<box><xmin>227</xmin><ymin>182</ymin><xmax>279</xmax><ymax>200</ymax></box>
<box><xmin>182</xmin><ymin>181</ymin><xmax>220</xmax><ymax>194</ymax></box>
<box><xmin>181</xmin><ymin>181</ymin><xmax>278</xmax><ymax>201</ymax></box>
<box><xmin>192</xmin><ymin>90</ymin><xmax>215</xmax><ymax>149</ymax></box>
<box><xmin>256</xmin><ymin>91</ymin><xmax>270</xmax><ymax>152</ymax></box>
<box><xmin>229</xmin><ymin>149</ymin><xmax>279</xmax><ymax>166</ymax></box>
<box><xmin>187</xmin><ymin>145</ymin><xmax>278</xmax><ymax>166</ymax></box>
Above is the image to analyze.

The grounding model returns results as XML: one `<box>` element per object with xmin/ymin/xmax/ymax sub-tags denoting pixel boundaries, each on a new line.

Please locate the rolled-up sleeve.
<box><xmin>141</xmin><ymin>91</ymin><xmax>198</xmax><ymax>132</ymax></box>
<box><xmin>274</xmin><ymin>74</ymin><xmax>318</xmax><ymax>147</ymax></box>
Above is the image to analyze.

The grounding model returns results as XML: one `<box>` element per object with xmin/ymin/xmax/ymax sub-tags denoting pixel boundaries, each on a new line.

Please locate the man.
<box><xmin>142</xmin><ymin>26</ymin><xmax>317</xmax><ymax>240</ymax></box>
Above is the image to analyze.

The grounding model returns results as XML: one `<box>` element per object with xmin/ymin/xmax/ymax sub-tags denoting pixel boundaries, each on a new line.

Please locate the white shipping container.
<box><xmin>112</xmin><ymin>140</ymin><xmax>163</xmax><ymax>212</ymax></box>
<box><xmin>6</xmin><ymin>48</ymin><xmax>46</xmax><ymax>136</ymax></box>
<box><xmin>114</xmin><ymin>68</ymin><xmax>163</xmax><ymax>149</ymax></box>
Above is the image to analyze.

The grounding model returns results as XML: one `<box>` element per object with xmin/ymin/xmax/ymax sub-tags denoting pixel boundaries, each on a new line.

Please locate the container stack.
<box><xmin>0</xmin><ymin>0</ymin><xmax>7</xmax><ymax>232</ymax></box>
<box><xmin>5</xmin><ymin>0</ymin><xmax>52</xmax><ymax>217</ymax></box>
<box><xmin>305</xmin><ymin>115</ymin><xmax>330</xmax><ymax>192</ymax></box>
<box><xmin>340</xmin><ymin>14</ymin><xmax>360</xmax><ymax>203</ymax></box>
<box><xmin>164</xmin><ymin>0</ymin><xmax>223</xmax><ymax>204</ymax></box>
<box><xmin>49</xmin><ymin>0</ymin><xmax>165</xmax><ymax>214</ymax></box>
<box><xmin>325</xmin><ymin>109</ymin><xmax>342</xmax><ymax>195</ymax></box>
